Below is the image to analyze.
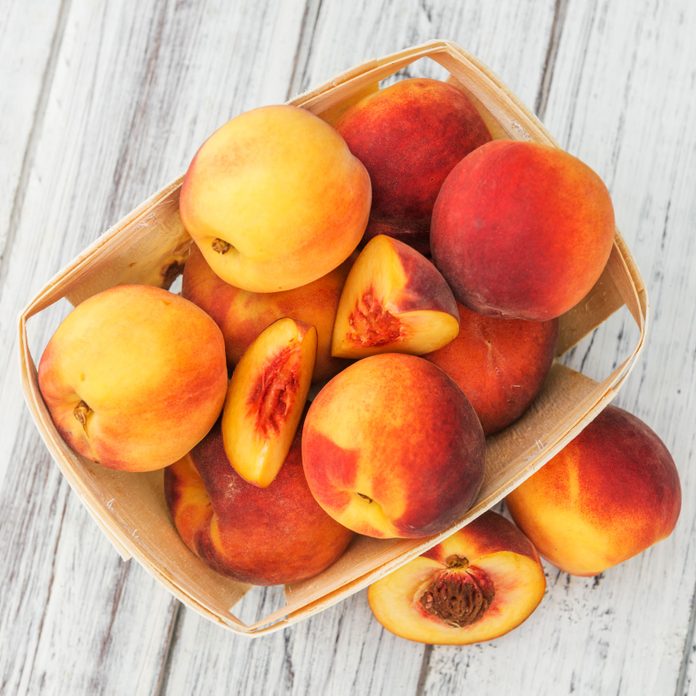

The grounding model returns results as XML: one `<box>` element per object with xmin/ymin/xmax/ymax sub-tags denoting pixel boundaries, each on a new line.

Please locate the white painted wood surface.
<box><xmin>1</xmin><ymin>1</ymin><xmax>694</xmax><ymax>694</ymax></box>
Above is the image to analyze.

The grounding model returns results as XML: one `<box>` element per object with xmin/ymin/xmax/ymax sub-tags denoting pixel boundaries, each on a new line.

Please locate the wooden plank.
<box><xmin>160</xmin><ymin>2</ymin><xmax>559</xmax><ymax>694</ymax></box>
<box><xmin>422</xmin><ymin>1</ymin><xmax>696</xmax><ymax>694</ymax></box>
<box><xmin>0</xmin><ymin>1</ymin><xmax>308</xmax><ymax>694</ymax></box>
<box><xmin>0</xmin><ymin>0</ymin><xmax>64</xmax><ymax>267</ymax></box>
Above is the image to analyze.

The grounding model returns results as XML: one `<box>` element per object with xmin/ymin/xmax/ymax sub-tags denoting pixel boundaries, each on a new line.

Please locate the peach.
<box><xmin>506</xmin><ymin>406</ymin><xmax>681</xmax><ymax>575</ymax></box>
<box><xmin>182</xmin><ymin>244</ymin><xmax>349</xmax><ymax>382</ymax></box>
<box><xmin>425</xmin><ymin>303</ymin><xmax>558</xmax><ymax>435</ymax></box>
<box><xmin>38</xmin><ymin>285</ymin><xmax>227</xmax><ymax>471</ymax></box>
<box><xmin>431</xmin><ymin>140</ymin><xmax>615</xmax><ymax>320</ymax></box>
<box><xmin>368</xmin><ymin>511</ymin><xmax>545</xmax><ymax>644</ymax></box>
<box><xmin>180</xmin><ymin>105</ymin><xmax>370</xmax><ymax>292</ymax></box>
<box><xmin>302</xmin><ymin>353</ymin><xmax>485</xmax><ymax>538</ymax></box>
<box><xmin>165</xmin><ymin>426</ymin><xmax>353</xmax><ymax>584</ymax></box>
<box><xmin>221</xmin><ymin>318</ymin><xmax>316</xmax><ymax>488</ymax></box>
<box><xmin>337</xmin><ymin>78</ymin><xmax>491</xmax><ymax>254</ymax></box>
<box><xmin>331</xmin><ymin>235</ymin><xmax>459</xmax><ymax>359</ymax></box>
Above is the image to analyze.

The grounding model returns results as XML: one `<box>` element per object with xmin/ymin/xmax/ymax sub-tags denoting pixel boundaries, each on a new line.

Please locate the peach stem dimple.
<box><xmin>212</xmin><ymin>238</ymin><xmax>233</xmax><ymax>254</ymax></box>
<box><xmin>73</xmin><ymin>400</ymin><xmax>92</xmax><ymax>427</ymax></box>
<box><xmin>419</xmin><ymin>565</ymin><xmax>495</xmax><ymax>627</ymax></box>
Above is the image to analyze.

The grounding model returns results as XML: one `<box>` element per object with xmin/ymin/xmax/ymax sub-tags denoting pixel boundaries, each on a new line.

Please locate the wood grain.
<box><xmin>1</xmin><ymin>0</ymin><xmax>695</xmax><ymax>694</ymax></box>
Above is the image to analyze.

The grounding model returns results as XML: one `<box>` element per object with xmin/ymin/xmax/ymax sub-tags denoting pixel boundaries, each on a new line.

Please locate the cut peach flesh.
<box><xmin>369</xmin><ymin>549</ymin><xmax>545</xmax><ymax>645</ymax></box>
<box><xmin>332</xmin><ymin>235</ymin><xmax>459</xmax><ymax>359</ymax></box>
<box><xmin>222</xmin><ymin>317</ymin><xmax>316</xmax><ymax>488</ymax></box>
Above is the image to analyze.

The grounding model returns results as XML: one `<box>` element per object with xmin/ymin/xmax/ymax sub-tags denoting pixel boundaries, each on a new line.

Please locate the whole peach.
<box><xmin>183</xmin><ymin>244</ymin><xmax>349</xmax><ymax>381</ymax></box>
<box><xmin>38</xmin><ymin>285</ymin><xmax>227</xmax><ymax>471</ymax></box>
<box><xmin>506</xmin><ymin>406</ymin><xmax>681</xmax><ymax>575</ymax></box>
<box><xmin>425</xmin><ymin>303</ymin><xmax>558</xmax><ymax>435</ymax></box>
<box><xmin>165</xmin><ymin>426</ymin><xmax>354</xmax><ymax>585</ymax></box>
<box><xmin>302</xmin><ymin>353</ymin><xmax>485</xmax><ymax>538</ymax></box>
<box><xmin>181</xmin><ymin>105</ymin><xmax>370</xmax><ymax>292</ymax></box>
<box><xmin>431</xmin><ymin>140</ymin><xmax>615</xmax><ymax>320</ymax></box>
<box><xmin>337</xmin><ymin>78</ymin><xmax>491</xmax><ymax>254</ymax></box>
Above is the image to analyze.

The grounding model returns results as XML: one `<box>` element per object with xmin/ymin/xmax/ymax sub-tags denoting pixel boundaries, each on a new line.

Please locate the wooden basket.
<box><xmin>19</xmin><ymin>40</ymin><xmax>647</xmax><ymax>636</ymax></box>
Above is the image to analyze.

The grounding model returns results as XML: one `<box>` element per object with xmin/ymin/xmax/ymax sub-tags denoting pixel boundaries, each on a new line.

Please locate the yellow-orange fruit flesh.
<box><xmin>302</xmin><ymin>353</ymin><xmax>484</xmax><ymax>538</ymax></box>
<box><xmin>38</xmin><ymin>285</ymin><xmax>227</xmax><ymax>471</ymax></box>
<box><xmin>180</xmin><ymin>104</ymin><xmax>371</xmax><ymax>292</ymax></box>
<box><xmin>425</xmin><ymin>303</ymin><xmax>558</xmax><ymax>435</ymax></box>
<box><xmin>222</xmin><ymin>318</ymin><xmax>316</xmax><ymax>488</ymax></box>
<box><xmin>368</xmin><ymin>511</ymin><xmax>545</xmax><ymax>644</ymax></box>
<box><xmin>165</xmin><ymin>428</ymin><xmax>354</xmax><ymax>585</ymax></box>
<box><xmin>506</xmin><ymin>405</ymin><xmax>681</xmax><ymax>575</ymax></box>
<box><xmin>332</xmin><ymin>235</ymin><xmax>459</xmax><ymax>359</ymax></box>
<box><xmin>182</xmin><ymin>244</ymin><xmax>349</xmax><ymax>382</ymax></box>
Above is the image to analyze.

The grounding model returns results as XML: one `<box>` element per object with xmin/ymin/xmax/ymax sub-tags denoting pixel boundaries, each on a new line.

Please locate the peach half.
<box><xmin>368</xmin><ymin>512</ymin><xmax>545</xmax><ymax>644</ymax></box>
<box><xmin>331</xmin><ymin>235</ymin><xmax>459</xmax><ymax>359</ymax></box>
<box><xmin>165</xmin><ymin>427</ymin><xmax>354</xmax><ymax>585</ymax></box>
<box><xmin>180</xmin><ymin>105</ymin><xmax>370</xmax><ymax>292</ymax></box>
<box><xmin>302</xmin><ymin>353</ymin><xmax>485</xmax><ymax>538</ymax></box>
<box><xmin>431</xmin><ymin>140</ymin><xmax>615</xmax><ymax>320</ymax></box>
<box><xmin>182</xmin><ymin>244</ymin><xmax>349</xmax><ymax>382</ymax></box>
<box><xmin>506</xmin><ymin>406</ymin><xmax>681</xmax><ymax>575</ymax></box>
<box><xmin>425</xmin><ymin>303</ymin><xmax>558</xmax><ymax>435</ymax></box>
<box><xmin>222</xmin><ymin>318</ymin><xmax>316</xmax><ymax>488</ymax></box>
<box><xmin>38</xmin><ymin>285</ymin><xmax>227</xmax><ymax>471</ymax></box>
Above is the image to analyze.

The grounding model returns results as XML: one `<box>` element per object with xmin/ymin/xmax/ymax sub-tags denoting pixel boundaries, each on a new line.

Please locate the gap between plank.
<box><xmin>415</xmin><ymin>644</ymin><xmax>433</xmax><ymax>696</ymax></box>
<box><xmin>152</xmin><ymin>603</ymin><xmax>183</xmax><ymax>696</ymax></box>
<box><xmin>0</xmin><ymin>0</ymin><xmax>73</xmax><ymax>295</ymax></box>
<box><xmin>534</xmin><ymin>0</ymin><xmax>570</xmax><ymax>119</ymax></box>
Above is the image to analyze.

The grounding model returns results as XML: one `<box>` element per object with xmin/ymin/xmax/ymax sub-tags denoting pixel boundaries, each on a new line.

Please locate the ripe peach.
<box><xmin>431</xmin><ymin>140</ymin><xmax>615</xmax><ymax>320</ymax></box>
<box><xmin>222</xmin><ymin>318</ymin><xmax>316</xmax><ymax>488</ymax></box>
<box><xmin>506</xmin><ymin>406</ymin><xmax>681</xmax><ymax>575</ymax></box>
<box><xmin>368</xmin><ymin>511</ymin><xmax>545</xmax><ymax>644</ymax></box>
<box><xmin>180</xmin><ymin>104</ymin><xmax>370</xmax><ymax>292</ymax></box>
<box><xmin>425</xmin><ymin>303</ymin><xmax>558</xmax><ymax>435</ymax></box>
<box><xmin>165</xmin><ymin>426</ymin><xmax>354</xmax><ymax>585</ymax></box>
<box><xmin>182</xmin><ymin>244</ymin><xmax>349</xmax><ymax>381</ymax></box>
<box><xmin>337</xmin><ymin>78</ymin><xmax>491</xmax><ymax>254</ymax></box>
<box><xmin>331</xmin><ymin>235</ymin><xmax>459</xmax><ymax>359</ymax></box>
<box><xmin>302</xmin><ymin>353</ymin><xmax>485</xmax><ymax>538</ymax></box>
<box><xmin>38</xmin><ymin>285</ymin><xmax>227</xmax><ymax>471</ymax></box>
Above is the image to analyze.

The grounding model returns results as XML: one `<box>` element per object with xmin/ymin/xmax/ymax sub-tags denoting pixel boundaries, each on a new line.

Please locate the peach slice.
<box><xmin>331</xmin><ymin>235</ymin><xmax>459</xmax><ymax>359</ymax></box>
<box><xmin>368</xmin><ymin>511</ymin><xmax>545</xmax><ymax>644</ymax></box>
<box><xmin>221</xmin><ymin>318</ymin><xmax>316</xmax><ymax>488</ymax></box>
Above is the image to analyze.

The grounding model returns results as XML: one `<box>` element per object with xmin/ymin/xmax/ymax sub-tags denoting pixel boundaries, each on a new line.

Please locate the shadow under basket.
<box><xmin>19</xmin><ymin>40</ymin><xmax>648</xmax><ymax>636</ymax></box>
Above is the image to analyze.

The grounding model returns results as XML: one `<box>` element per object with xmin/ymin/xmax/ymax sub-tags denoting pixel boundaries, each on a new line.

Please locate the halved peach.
<box><xmin>221</xmin><ymin>318</ymin><xmax>316</xmax><ymax>487</ymax></box>
<box><xmin>368</xmin><ymin>511</ymin><xmax>546</xmax><ymax>644</ymax></box>
<box><xmin>331</xmin><ymin>235</ymin><xmax>459</xmax><ymax>358</ymax></box>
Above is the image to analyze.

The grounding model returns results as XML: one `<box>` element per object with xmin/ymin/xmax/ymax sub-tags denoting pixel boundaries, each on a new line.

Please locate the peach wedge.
<box><xmin>222</xmin><ymin>318</ymin><xmax>316</xmax><ymax>488</ymax></box>
<box><xmin>331</xmin><ymin>235</ymin><xmax>459</xmax><ymax>359</ymax></box>
<box><xmin>368</xmin><ymin>512</ymin><xmax>545</xmax><ymax>644</ymax></box>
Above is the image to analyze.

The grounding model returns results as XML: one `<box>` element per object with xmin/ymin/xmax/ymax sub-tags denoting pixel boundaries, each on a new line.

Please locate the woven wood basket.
<box><xmin>19</xmin><ymin>40</ymin><xmax>647</xmax><ymax>636</ymax></box>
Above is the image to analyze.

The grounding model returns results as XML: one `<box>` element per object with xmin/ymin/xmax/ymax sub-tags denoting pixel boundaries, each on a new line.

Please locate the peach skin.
<box><xmin>331</xmin><ymin>235</ymin><xmax>459</xmax><ymax>359</ymax></box>
<box><xmin>183</xmin><ymin>244</ymin><xmax>349</xmax><ymax>382</ymax></box>
<box><xmin>165</xmin><ymin>427</ymin><xmax>354</xmax><ymax>585</ymax></box>
<box><xmin>368</xmin><ymin>511</ymin><xmax>545</xmax><ymax>644</ymax></box>
<box><xmin>337</xmin><ymin>78</ymin><xmax>491</xmax><ymax>254</ymax></box>
<box><xmin>431</xmin><ymin>140</ymin><xmax>615</xmax><ymax>320</ymax></box>
<box><xmin>302</xmin><ymin>353</ymin><xmax>485</xmax><ymax>538</ymax></box>
<box><xmin>38</xmin><ymin>285</ymin><xmax>227</xmax><ymax>471</ymax></box>
<box><xmin>425</xmin><ymin>303</ymin><xmax>558</xmax><ymax>435</ymax></box>
<box><xmin>222</xmin><ymin>318</ymin><xmax>316</xmax><ymax>488</ymax></box>
<box><xmin>506</xmin><ymin>406</ymin><xmax>681</xmax><ymax>575</ymax></box>
<box><xmin>180</xmin><ymin>105</ymin><xmax>370</xmax><ymax>292</ymax></box>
